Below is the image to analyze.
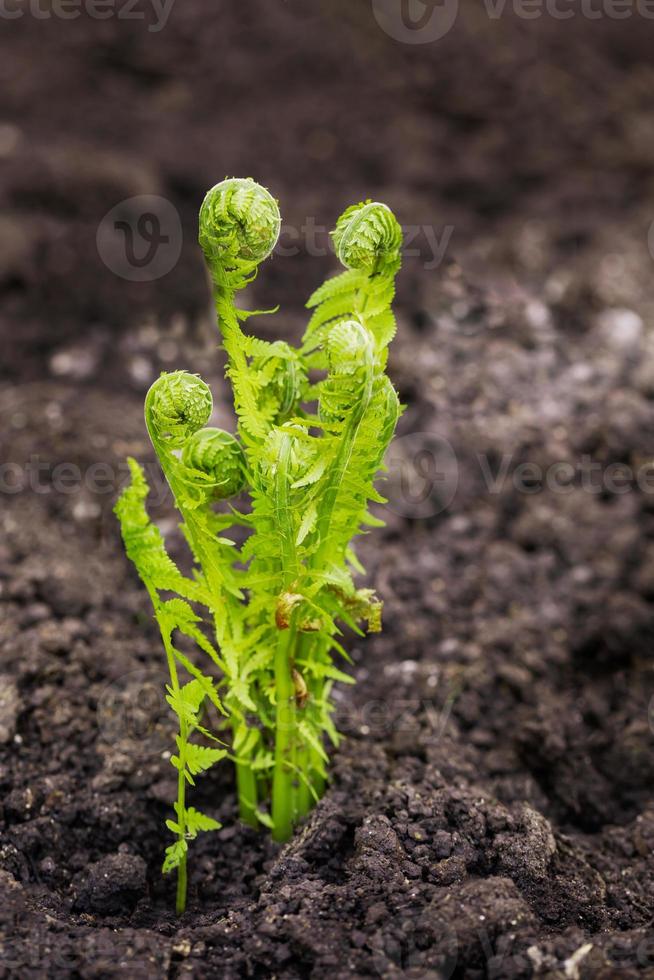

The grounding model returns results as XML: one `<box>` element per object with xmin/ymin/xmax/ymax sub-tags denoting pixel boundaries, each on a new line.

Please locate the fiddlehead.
<box><xmin>181</xmin><ymin>428</ymin><xmax>247</xmax><ymax>500</ymax></box>
<box><xmin>146</xmin><ymin>371</ymin><xmax>213</xmax><ymax>450</ymax></box>
<box><xmin>332</xmin><ymin>201</ymin><xmax>402</xmax><ymax>274</ymax></box>
<box><xmin>199</xmin><ymin>177</ymin><xmax>281</xmax><ymax>280</ymax></box>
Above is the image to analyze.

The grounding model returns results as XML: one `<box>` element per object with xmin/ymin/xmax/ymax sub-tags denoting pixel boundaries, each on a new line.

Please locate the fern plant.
<box><xmin>115</xmin><ymin>178</ymin><xmax>404</xmax><ymax>913</ymax></box>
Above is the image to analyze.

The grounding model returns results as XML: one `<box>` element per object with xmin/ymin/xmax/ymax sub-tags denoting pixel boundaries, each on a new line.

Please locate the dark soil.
<box><xmin>2</xmin><ymin>2</ymin><xmax>654</xmax><ymax>977</ymax></box>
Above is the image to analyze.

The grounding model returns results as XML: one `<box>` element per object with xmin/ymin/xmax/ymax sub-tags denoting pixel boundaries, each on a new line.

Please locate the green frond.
<box><xmin>184</xmin><ymin>807</ymin><xmax>221</xmax><ymax>837</ymax></box>
<box><xmin>114</xmin><ymin>459</ymin><xmax>211</xmax><ymax>606</ymax></box>
<box><xmin>307</xmin><ymin>269</ymin><xmax>366</xmax><ymax>308</ymax></box>
<box><xmin>162</xmin><ymin>840</ymin><xmax>188</xmax><ymax>875</ymax></box>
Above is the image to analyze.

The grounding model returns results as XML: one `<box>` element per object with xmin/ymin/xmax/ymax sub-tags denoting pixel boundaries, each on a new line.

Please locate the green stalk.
<box><xmin>293</xmin><ymin>634</ymin><xmax>315</xmax><ymax>819</ymax></box>
<box><xmin>272</xmin><ymin>624</ymin><xmax>297</xmax><ymax>841</ymax></box>
<box><xmin>295</xmin><ymin>744</ymin><xmax>312</xmax><ymax>818</ymax></box>
<box><xmin>233</xmin><ymin>722</ymin><xmax>258</xmax><ymax>828</ymax></box>
<box><xmin>311</xmin><ymin>765</ymin><xmax>325</xmax><ymax>800</ymax></box>
<box><xmin>151</xmin><ymin>590</ymin><xmax>188</xmax><ymax>915</ymax></box>
<box><xmin>174</xmin><ymin>730</ymin><xmax>188</xmax><ymax>915</ymax></box>
<box><xmin>269</xmin><ymin>427</ymin><xmax>304</xmax><ymax>841</ymax></box>
<box><xmin>212</xmin><ymin>284</ymin><xmax>264</xmax><ymax>823</ymax></box>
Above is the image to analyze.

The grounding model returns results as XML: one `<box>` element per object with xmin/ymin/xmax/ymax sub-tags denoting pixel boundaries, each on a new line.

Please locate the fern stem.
<box><xmin>152</xmin><ymin>593</ymin><xmax>188</xmax><ymax>915</ymax></box>
<box><xmin>293</xmin><ymin>636</ymin><xmax>317</xmax><ymax>818</ymax></box>
<box><xmin>295</xmin><ymin>743</ymin><xmax>311</xmax><ymax>818</ymax></box>
<box><xmin>233</xmin><ymin>722</ymin><xmax>258</xmax><ymax>828</ymax></box>
<box><xmin>175</xmin><ymin>756</ymin><xmax>188</xmax><ymax>915</ymax></box>
<box><xmin>272</xmin><ymin>623</ymin><xmax>297</xmax><ymax>841</ymax></box>
<box><xmin>311</xmin><ymin>764</ymin><xmax>326</xmax><ymax>801</ymax></box>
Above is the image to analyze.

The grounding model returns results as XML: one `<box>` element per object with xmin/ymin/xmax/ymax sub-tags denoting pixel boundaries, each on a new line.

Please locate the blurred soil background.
<box><xmin>1</xmin><ymin>1</ymin><xmax>654</xmax><ymax>977</ymax></box>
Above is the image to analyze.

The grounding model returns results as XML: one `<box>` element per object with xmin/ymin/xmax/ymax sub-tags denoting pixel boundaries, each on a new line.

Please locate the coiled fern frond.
<box><xmin>182</xmin><ymin>428</ymin><xmax>247</xmax><ymax>500</ymax></box>
<box><xmin>147</xmin><ymin>370</ymin><xmax>213</xmax><ymax>448</ymax></box>
<box><xmin>199</xmin><ymin>177</ymin><xmax>281</xmax><ymax>275</ymax></box>
<box><xmin>332</xmin><ymin>200</ymin><xmax>403</xmax><ymax>273</ymax></box>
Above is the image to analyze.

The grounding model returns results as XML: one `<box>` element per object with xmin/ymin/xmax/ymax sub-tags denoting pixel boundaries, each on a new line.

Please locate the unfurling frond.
<box><xmin>114</xmin><ymin>458</ymin><xmax>209</xmax><ymax>605</ymax></box>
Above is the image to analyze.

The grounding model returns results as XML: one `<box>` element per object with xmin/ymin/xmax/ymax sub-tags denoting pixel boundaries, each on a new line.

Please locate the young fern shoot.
<box><xmin>115</xmin><ymin>177</ymin><xmax>404</xmax><ymax>911</ymax></box>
